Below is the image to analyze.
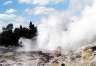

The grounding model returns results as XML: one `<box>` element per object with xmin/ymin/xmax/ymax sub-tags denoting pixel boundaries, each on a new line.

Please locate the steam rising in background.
<box><xmin>37</xmin><ymin>0</ymin><xmax>96</xmax><ymax>51</ymax></box>
<box><xmin>17</xmin><ymin>37</ymin><xmax>37</xmax><ymax>52</ymax></box>
<box><xmin>17</xmin><ymin>0</ymin><xmax>96</xmax><ymax>52</ymax></box>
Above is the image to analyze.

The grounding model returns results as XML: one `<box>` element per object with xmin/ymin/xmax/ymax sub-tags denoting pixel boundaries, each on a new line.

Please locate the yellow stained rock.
<box><xmin>81</xmin><ymin>47</ymin><xmax>94</xmax><ymax>66</ymax></box>
<box><xmin>51</xmin><ymin>63</ymin><xmax>60</xmax><ymax>66</ymax></box>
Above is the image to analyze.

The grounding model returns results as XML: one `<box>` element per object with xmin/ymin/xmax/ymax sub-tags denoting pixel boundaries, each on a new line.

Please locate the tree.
<box><xmin>0</xmin><ymin>28</ymin><xmax>14</xmax><ymax>46</ymax></box>
<box><xmin>29</xmin><ymin>21</ymin><xmax>34</xmax><ymax>30</ymax></box>
<box><xmin>0</xmin><ymin>21</ymin><xmax>37</xmax><ymax>47</ymax></box>
<box><xmin>29</xmin><ymin>21</ymin><xmax>37</xmax><ymax>38</ymax></box>
<box><xmin>2</xmin><ymin>24</ymin><xmax>13</xmax><ymax>31</ymax></box>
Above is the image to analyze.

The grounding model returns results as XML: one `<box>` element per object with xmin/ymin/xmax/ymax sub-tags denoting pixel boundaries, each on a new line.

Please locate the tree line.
<box><xmin>0</xmin><ymin>21</ymin><xmax>37</xmax><ymax>47</ymax></box>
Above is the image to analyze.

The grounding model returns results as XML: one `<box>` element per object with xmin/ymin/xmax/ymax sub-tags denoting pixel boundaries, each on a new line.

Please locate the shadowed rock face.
<box><xmin>61</xmin><ymin>63</ymin><xmax>65</xmax><ymax>66</ymax></box>
<box><xmin>91</xmin><ymin>46</ymin><xmax>96</xmax><ymax>51</ymax></box>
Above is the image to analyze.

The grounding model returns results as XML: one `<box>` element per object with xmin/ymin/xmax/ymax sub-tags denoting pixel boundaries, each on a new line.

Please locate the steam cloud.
<box><xmin>17</xmin><ymin>37</ymin><xmax>37</xmax><ymax>52</ymax></box>
<box><xmin>37</xmin><ymin>0</ymin><xmax>96</xmax><ymax>51</ymax></box>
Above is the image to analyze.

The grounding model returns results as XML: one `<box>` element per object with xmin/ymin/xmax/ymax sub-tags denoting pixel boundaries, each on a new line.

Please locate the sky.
<box><xmin>0</xmin><ymin>0</ymin><xmax>93</xmax><ymax>29</ymax></box>
<box><xmin>0</xmin><ymin>0</ymin><xmax>69</xmax><ymax>28</ymax></box>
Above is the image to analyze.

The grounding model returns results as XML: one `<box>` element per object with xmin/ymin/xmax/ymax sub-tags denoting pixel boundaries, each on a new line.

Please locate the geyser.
<box><xmin>37</xmin><ymin>0</ymin><xmax>96</xmax><ymax>51</ymax></box>
<box><xmin>16</xmin><ymin>0</ymin><xmax>96</xmax><ymax>52</ymax></box>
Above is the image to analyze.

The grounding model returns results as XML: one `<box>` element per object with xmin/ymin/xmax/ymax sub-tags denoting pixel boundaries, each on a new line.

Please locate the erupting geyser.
<box><xmin>37</xmin><ymin>0</ymin><xmax>96</xmax><ymax>51</ymax></box>
<box><xmin>15</xmin><ymin>0</ymin><xmax>96</xmax><ymax>53</ymax></box>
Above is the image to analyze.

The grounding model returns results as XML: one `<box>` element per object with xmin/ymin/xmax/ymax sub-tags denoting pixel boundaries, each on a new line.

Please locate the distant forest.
<box><xmin>0</xmin><ymin>21</ymin><xmax>37</xmax><ymax>47</ymax></box>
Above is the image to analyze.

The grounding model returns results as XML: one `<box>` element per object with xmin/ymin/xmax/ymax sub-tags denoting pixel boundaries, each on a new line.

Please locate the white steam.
<box><xmin>37</xmin><ymin>0</ymin><xmax>96</xmax><ymax>51</ymax></box>
<box><xmin>17</xmin><ymin>37</ymin><xmax>37</xmax><ymax>52</ymax></box>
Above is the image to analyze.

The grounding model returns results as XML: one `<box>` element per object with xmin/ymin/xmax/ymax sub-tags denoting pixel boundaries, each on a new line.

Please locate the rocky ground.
<box><xmin>0</xmin><ymin>47</ymin><xmax>96</xmax><ymax>66</ymax></box>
